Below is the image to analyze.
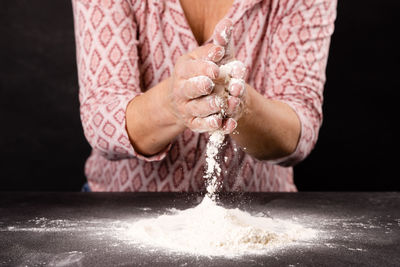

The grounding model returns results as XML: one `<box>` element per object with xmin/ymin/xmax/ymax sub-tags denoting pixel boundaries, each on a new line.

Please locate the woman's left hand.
<box><xmin>212</xmin><ymin>19</ymin><xmax>248</xmax><ymax>133</ymax></box>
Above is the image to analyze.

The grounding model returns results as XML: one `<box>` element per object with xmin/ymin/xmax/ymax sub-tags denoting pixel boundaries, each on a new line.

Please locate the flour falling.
<box><xmin>202</xmin><ymin>61</ymin><xmax>246</xmax><ymax>201</ymax></box>
<box><xmin>204</xmin><ymin>130</ymin><xmax>225</xmax><ymax>201</ymax></box>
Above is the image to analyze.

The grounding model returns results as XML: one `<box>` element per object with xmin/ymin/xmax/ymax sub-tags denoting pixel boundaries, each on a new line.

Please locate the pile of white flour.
<box><xmin>126</xmin><ymin>196</ymin><xmax>317</xmax><ymax>257</ymax></box>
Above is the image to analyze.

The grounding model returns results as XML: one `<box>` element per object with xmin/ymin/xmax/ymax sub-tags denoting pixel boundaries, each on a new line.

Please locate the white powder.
<box><xmin>220</xmin><ymin>26</ymin><xmax>233</xmax><ymax>44</ymax></box>
<box><xmin>214</xmin><ymin>95</ymin><xmax>226</xmax><ymax>116</ymax></box>
<box><xmin>126</xmin><ymin>196</ymin><xmax>317</xmax><ymax>257</ymax></box>
<box><xmin>218</xmin><ymin>60</ymin><xmax>246</xmax><ymax>82</ymax></box>
<box><xmin>204</xmin><ymin>130</ymin><xmax>225</xmax><ymax>200</ymax></box>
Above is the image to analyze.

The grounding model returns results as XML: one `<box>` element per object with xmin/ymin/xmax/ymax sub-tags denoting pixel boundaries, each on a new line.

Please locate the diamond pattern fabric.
<box><xmin>72</xmin><ymin>0</ymin><xmax>337</xmax><ymax>192</ymax></box>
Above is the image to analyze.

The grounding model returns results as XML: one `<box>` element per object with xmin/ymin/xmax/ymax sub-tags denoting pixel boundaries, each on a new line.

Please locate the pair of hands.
<box><xmin>167</xmin><ymin>19</ymin><xmax>247</xmax><ymax>134</ymax></box>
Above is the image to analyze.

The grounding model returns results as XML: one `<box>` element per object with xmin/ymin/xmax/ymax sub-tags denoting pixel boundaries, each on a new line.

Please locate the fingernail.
<box><xmin>209</xmin><ymin>117</ymin><xmax>219</xmax><ymax>128</ymax></box>
<box><xmin>206</xmin><ymin>62</ymin><xmax>218</xmax><ymax>79</ymax></box>
<box><xmin>223</xmin><ymin>118</ymin><xmax>237</xmax><ymax>134</ymax></box>
<box><xmin>231</xmin><ymin>119</ymin><xmax>238</xmax><ymax>130</ymax></box>
<box><xmin>208</xmin><ymin>46</ymin><xmax>225</xmax><ymax>61</ymax></box>
<box><xmin>202</xmin><ymin>76</ymin><xmax>214</xmax><ymax>94</ymax></box>
<box><xmin>209</xmin><ymin>96</ymin><xmax>216</xmax><ymax>110</ymax></box>
<box><xmin>229</xmin><ymin>78</ymin><xmax>245</xmax><ymax>96</ymax></box>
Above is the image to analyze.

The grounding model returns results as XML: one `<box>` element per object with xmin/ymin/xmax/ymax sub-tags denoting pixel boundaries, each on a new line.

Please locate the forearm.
<box><xmin>125</xmin><ymin>78</ymin><xmax>185</xmax><ymax>156</ymax></box>
<box><xmin>231</xmin><ymin>84</ymin><xmax>301</xmax><ymax>161</ymax></box>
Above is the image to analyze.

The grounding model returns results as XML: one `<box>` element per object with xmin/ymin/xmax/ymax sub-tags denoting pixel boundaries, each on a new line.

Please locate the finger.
<box><xmin>213</xmin><ymin>19</ymin><xmax>235</xmax><ymax>64</ymax></box>
<box><xmin>188</xmin><ymin>43</ymin><xmax>225</xmax><ymax>62</ymax></box>
<box><xmin>222</xmin><ymin>118</ymin><xmax>238</xmax><ymax>134</ymax></box>
<box><xmin>228</xmin><ymin>78</ymin><xmax>245</xmax><ymax>97</ymax></box>
<box><xmin>182</xmin><ymin>76</ymin><xmax>215</xmax><ymax>99</ymax></box>
<box><xmin>219</xmin><ymin>60</ymin><xmax>247</xmax><ymax>80</ymax></box>
<box><xmin>213</xmin><ymin>19</ymin><xmax>233</xmax><ymax>47</ymax></box>
<box><xmin>218</xmin><ymin>39</ymin><xmax>235</xmax><ymax>65</ymax></box>
<box><xmin>225</xmin><ymin>95</ymin><xmax>240</xmax><ymax>117</ymax></box>
<box><xmin>185</xmin><ymin>95</ymin><xmax>221</xmax><ymax>118</ymax></box>
<box><xmin>189</xmin><ymin>114</ymin><xmax>222</xmax><ymax>133</ymax></box>
<box><xmin>176</xmin><ymin>59</ymin><xmax>219</xmax><ymax>79</ymax></box>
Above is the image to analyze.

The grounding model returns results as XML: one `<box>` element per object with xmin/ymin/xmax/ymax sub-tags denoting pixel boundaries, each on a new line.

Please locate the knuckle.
<box><xmin>183</xmin><ymin>101</ymin><xmax>193</xmax><ymax>115</ymax></box>
<box><xmin>203</xmin><ymin>43</ymin><xmax>214</xmax><ymax>51</ymax></box>
<box><xmin>175</xmin><ymin>55</ymin><xmax>187</xmax><ymax>68</ymax></box>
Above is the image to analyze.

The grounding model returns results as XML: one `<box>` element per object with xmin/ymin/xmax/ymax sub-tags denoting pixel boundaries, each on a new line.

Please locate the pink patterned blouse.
<box><xmin>72</xmin><ymin>0</ymin><xmax>337</xmax><ymax>192</ymax></box>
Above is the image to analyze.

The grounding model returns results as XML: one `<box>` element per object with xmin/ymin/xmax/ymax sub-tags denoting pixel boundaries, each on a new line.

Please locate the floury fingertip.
<box><xmin>208</xmin><ymin>45</ymin><xmax>225</xmax><ymax>62</ymax></box>
<box><xmin>229</xmin><ymin>78</ymin><xmax>245</xmax><ymax>96</ymax></box>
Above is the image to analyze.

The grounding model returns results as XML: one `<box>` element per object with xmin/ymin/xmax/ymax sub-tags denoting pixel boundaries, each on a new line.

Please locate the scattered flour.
<box><xmin>126</xmin><ymin>196</ymin><xmax>317</xmax><ymax>257</ymax></box>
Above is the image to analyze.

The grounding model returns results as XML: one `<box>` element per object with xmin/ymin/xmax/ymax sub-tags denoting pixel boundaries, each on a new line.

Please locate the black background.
<box><xmin>0</xmin><ymin>0</ymin><xmax>399</xmax><ymax>191</ymax></box>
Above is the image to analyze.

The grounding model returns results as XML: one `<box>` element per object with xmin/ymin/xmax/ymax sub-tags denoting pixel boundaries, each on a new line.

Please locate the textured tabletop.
<box><xmin>0</xmin><ymin>192</ymin><xmax>399</xmax><ymax>266</ymax></box>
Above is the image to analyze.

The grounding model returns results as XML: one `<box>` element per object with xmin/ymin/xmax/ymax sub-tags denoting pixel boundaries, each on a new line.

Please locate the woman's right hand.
<box><xmin>166</xmin><ymin>44</ymin><xmax>229</xmax><ymax>133</ymax></box>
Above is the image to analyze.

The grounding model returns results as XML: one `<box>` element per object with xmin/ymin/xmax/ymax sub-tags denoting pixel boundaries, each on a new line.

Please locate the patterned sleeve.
<box><xmin>265</xmin><ymin>0</ymin><xmax>337</xmax><ymax>166</ymax></box>
<box><xmin>72</xmin><ymin>0</ymin><xmax>170</xmax><ymax>161</ymax></box>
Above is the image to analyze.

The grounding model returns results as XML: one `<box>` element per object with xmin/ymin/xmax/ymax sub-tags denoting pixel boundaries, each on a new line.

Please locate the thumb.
<box><xmin>212</xmin><ymin>19</ymin><xmax>233</xmax><ymax>47</ymax></box>
<box><xmin>213</xmin><ymin>19</ymin><xmax>235</xmax><ymax>64</ymax></box>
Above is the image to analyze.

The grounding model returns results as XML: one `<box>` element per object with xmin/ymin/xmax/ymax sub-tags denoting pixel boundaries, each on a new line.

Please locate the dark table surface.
<box><xmin>0</xmin><ymin>192</ymin><xmax>399</xmax><ymax>266</ymax></box>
